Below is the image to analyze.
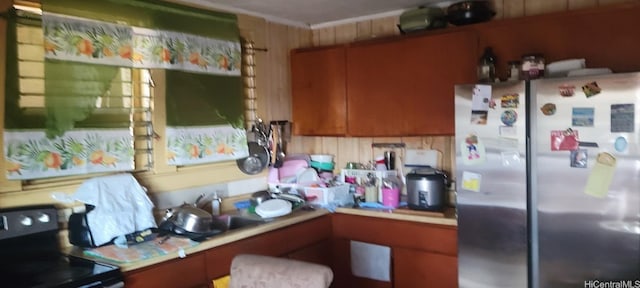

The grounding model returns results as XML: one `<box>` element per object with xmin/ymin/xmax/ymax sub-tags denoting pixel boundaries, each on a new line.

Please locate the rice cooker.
<box><xmin>406</xmin><ymin>167</ymin><xmax>448</xmax><ymax>211</ymax></box>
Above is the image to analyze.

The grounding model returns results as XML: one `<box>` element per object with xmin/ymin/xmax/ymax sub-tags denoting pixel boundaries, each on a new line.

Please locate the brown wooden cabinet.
<box><xmin>330</xmin><ymin>214</ymin><xmax>458</xmax><ymax>288</ymax></box>
<box><xmin>346</xmin><ymin>30</ymin><xmax>477</xmax><ymax>136</ymax></box>
<box><xmin>124</xmin><ymin>252</ymin><xmax>208</xmax><ymax>288</ymax></box>
<box><xmin>124</xmin><ymin>215</ymin><xmax>332</xmax><ymax>288</ymax></box>
<box><xmin>291</xmin><ymin>46</ymin><xmax>347</xmax><ymax>136</ymax></box>
<box><xmin>204</xmin><ymin>215</ymin><xmax>332</xmax><ymax>280</ymax></box>
<box><xmin>394</xmin><ymin>247</ymin><xmax>458</xmax><ymax>288</ymax></box>
<box><xmin>290</xmin><ymin>30</ymin><xmax>476</xmax><ymax>137</ymax></box>
<box><xmin>123</xmin><ymin>214</ymin><xmax>457</xmax><ymax>288</ymax></box>
<box><xmin>291</xmin><ymin>3</ymin><xmax>640</xmax><ymax>137</ymax></box>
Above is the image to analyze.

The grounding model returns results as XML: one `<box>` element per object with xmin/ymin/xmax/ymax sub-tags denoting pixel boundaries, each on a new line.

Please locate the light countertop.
<box><xmin>335</xmin><ymin>207</ymin><xmax>458</xmax><ymax>227</ymax></box>
<box><xmin>69</xmin><ymin>206</ymin><xmax>457</xmax><ymax>272</ymax></box>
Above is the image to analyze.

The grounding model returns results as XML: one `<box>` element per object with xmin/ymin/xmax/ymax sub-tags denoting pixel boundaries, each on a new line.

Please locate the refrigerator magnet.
<box><xmin>610</xmin><ymin>104</ymin><xmax>635</xmax><ymax>132</ymax></box>
<box><xmin>551</xmin><ymin>129</ymin><xmax>579</xmax><ymax>151</ymax></box>
<box><xmin>471</xmin><ymin>85</ymin><xmax>491</xmax><ymax>111</ymax></box>
<box><xmin>501</xmin><ymin>150</ymin><xmax>521</xmax><ymax>166</ymax></box>
<box><xmin>582</xmin><ymin>81</ymin><xmax>601</xmax><ymax>97</ymax></box>
<box><xmin>500</xmin><ymin>110</ymin><xmax>518</xmax><ymax>126</ymax></box>
<box><xmin>500</xmin><ymin>93</ymin><xmax>519</xmax><ymax>108</ymax></box>
<box><xmin>499</xmin><ymin>125</ymin><xmax>518</xmax><ymax>138</ymax></box>
<box><xmin>570</xmin><ymin>149</ymin><xmax>587</xmax><ymax>168</ymax></box>
<box><xmin>540</xmin><ymin>103</ymin><xmax>556</xmax><ymax>116</ymax></box>
<box><xmin>584</xmin><ymin>152</ymin><xmax>617</xmax><ymax>198</ymax></box>
<box><xmin>572</xmin><ymin>107</ymin><xmax>594</xmax><ymax>127</ymax></box>
<box><xmin>471</xmin><ymin>111</ymin><xmax>488</xmax><ymax>125</ymax></box>
<box><xmin>614</xmin><ymin>136</ymin><xmax>628</xmax><ymax>152</ymax></box>
<box><xmin>461</xmin><ymin>134</ymin><xmax>486</xmax><ymax>165</ymax></box>
<box><xmin>559</xmin><ymin>84</ymin><xmax>576</xmax><ymax>97</ymax></box>
<box><xmin>461</xmin><ymin>171</ymin><xmax>482</xmax><ymax>193</ymax></box>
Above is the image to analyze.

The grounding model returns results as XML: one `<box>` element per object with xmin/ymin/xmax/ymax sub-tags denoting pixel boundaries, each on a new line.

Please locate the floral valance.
<box><xmin>43</xmin><ymin>13</ymin><xmax>241</xmax><ymax>76</ymax></box>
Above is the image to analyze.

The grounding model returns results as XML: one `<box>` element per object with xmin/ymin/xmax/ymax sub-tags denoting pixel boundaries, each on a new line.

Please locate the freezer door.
<box><xmin>532</xmin><ymin>73</ymin><xmax>640</xmax><ymax>287</ymax></box>
<box><xmin>455</xmin><ymin>82</ymin><xmax>529</xmax><ymax>288</ymax></box>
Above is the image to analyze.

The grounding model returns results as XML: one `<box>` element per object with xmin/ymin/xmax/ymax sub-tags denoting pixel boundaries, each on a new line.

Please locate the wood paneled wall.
<box><xmin>287</xmin><ymin>0</ymin><xmax>639</xmax><ymax>177</ymax></box>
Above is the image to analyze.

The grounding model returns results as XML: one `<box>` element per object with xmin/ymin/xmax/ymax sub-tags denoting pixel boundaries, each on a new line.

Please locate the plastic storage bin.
<box><xmin>304</xmin><ymin>184</ymin><xmax>352</xmax><ymax>206</ymax></box>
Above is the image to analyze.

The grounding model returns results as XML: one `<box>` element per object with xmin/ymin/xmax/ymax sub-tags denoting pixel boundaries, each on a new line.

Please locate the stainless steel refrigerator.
<box><xmin>455</xmin><ymin>72</ymin><xmax>640</xmax><ymax>288</ymax></box>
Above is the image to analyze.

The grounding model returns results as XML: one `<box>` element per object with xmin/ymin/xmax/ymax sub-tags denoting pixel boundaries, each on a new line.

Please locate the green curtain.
<box><xmin>39</xmin><ymin>0</ymin><xmax>244</xmax><ymax>134</ymax></box>
<box><xmin>3</xmin><ymin>9</ymin><xmax>129</xmax><ymax>137</ymax></box>
<box><xmin>165</xmin><ymin>70</ymin><xmax>244</xmax><ymax>128</ymax></box>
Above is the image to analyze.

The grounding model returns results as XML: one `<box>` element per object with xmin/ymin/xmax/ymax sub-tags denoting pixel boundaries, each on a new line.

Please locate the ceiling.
<box><xmin>183</xmin><ymin>0</ymin><xmax>454</xmax><ymax>28</ymax></box>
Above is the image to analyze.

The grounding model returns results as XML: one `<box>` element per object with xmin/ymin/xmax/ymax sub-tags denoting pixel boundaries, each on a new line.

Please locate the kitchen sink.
<box><xmin>218</xmin><ymin>214</ymin><xmax>268</xmax><ymax>230</ymax></box>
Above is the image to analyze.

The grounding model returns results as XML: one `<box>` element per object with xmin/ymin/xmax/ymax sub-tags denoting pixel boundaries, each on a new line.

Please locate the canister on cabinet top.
<box><xmin>521</xmin><ymin>54</ymin><xmax>545</xmax><ymax>80</ymax></box>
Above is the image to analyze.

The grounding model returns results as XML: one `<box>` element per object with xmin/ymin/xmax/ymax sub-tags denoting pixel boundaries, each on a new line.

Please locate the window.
<box><xmin>5</xmin><ymin>5</ymin><xmax>153</xmax><ymax>183</ymax></box>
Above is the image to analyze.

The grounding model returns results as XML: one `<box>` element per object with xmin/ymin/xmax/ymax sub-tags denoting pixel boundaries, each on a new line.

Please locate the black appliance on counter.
<box><xmin>0</xmin><ymin>205</ymin><xmax>123</xmax><ymax>288</ymax></box>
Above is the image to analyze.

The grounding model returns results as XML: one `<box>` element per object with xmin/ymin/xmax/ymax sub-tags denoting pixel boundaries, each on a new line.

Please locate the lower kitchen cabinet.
<box><xmin>123</xmin><ymin>215</ymin><xmax>332</xmax><ymax>288</ymax></box>
<box><xmin>287</xmin><ymin>238</ymin><xmax>333</xmax><ymax>267</ymax></box>
<box><xmin>124</xmin><ymin>252</ymin><xmax>208</xmax><ymax>288</ymax></box>
<box><xmin>205</xmin><ymin>215</ymin><xmax>332</xmax><ymax>279</ymax></box>
<box><xmin>331</xmin><ymin>213</ymin><xmax>458</xmax><ymax>288</ymax></box>
<box><xmin>123</xmin><ymin>214</ymin><xmax>457</xmax><ymax>288</ymax></box>
<box><xmin>394</xmin><ymin>247</ymin><xmax>458</xmax><ymax>288</ymax></box>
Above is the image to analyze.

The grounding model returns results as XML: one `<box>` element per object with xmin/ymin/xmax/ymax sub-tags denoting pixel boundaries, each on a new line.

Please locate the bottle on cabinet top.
<box><xmin>477</xmin><ymin>47</ymin><xmax>497</xmax><ymax>83</ymax></box>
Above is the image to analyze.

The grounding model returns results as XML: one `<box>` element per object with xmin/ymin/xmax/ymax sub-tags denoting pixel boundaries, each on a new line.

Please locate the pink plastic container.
<box><xmin>382</xmin><ymin>187</ymin><xmax>400</xmax><ymax>208</ymax></box>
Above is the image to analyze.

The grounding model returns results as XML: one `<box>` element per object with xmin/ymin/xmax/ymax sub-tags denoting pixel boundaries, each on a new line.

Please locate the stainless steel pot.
<box><xmin>250</xmin><ymin>190</ymin><xmax>272</xmax><ymax>206</ymax></box>
<box><xmin>164</xmin><ymin>204</ymin><xmax>215</xmax><ymax>234</ymax></box>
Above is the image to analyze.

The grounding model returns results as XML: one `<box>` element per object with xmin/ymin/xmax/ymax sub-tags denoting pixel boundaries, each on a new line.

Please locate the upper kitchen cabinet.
<box><xmin>347</xmin><ymin>30</ymin><xmax>477</xmax><ymax>136</ymax></box>
<box><xmin>291</xmin><ymin>46</ymin><xmax>347</xmax><ymax>136</ymax></box>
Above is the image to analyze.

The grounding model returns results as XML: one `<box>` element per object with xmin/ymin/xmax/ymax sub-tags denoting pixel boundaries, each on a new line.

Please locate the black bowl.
<box><xmin>447</xmin><ymin>0</ymin><xmax>496</xmax><ymax>26</ymax></box>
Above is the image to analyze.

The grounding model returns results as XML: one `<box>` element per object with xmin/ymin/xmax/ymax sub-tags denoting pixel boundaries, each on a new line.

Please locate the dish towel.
<box><xmin>73</xmin><ymin>173</ymin><xmax>157</xmax><ymax>246</ymax></box>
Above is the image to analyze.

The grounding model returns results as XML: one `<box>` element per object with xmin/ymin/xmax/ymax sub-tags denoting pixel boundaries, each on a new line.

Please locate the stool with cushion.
<box><xmin>229</xmin><ymin>254</ymin><xmax>333</xmax><ymax>288</ymax></box>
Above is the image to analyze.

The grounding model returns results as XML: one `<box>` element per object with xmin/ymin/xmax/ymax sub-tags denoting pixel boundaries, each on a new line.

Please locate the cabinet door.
<box><xmin>394</xmin><ymin>247</ymin><xmax>458</xmax><ymax>288</ymax></box>
<box><xmin>287</xmin><ymin>239</ymin><xmax>332</xmax><ymax>267</ymax></box>
<box><xmin>291</xmin><ymin>46</ymin><xmax>347</xmax><ymax>136</ymax></box>
<box><xmin>124</xmin><ymin>253</ymin><xmax>207</xmax><ymax>288</ymax></box>
<box><xmin>347</xmin><ymin>31</ymin><xmax>477</xmax><ymax>136</ymax></box>
<box><xmin>205</xmin><ymin>216</ymin><xmax>332</xmax><ymax>279</ymax></box>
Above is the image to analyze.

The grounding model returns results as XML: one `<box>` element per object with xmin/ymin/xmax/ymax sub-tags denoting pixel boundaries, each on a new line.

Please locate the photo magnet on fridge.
<box><xmin>572</xmin><ymin>107</ymin><xmax>594</xmax><ymax>127</ymax></box>
<box><xmin>611</xmin><ymin>104</ymin><xmax>635</xmax><ymax>132</ymax></box>
<box><xmin>551</xmin><ymin>129</ymin><xmax>579</xmax><ymax>151</ymax></box>
<box><xmin>471</xmin><ymin>85</ymin><xmax>492</xmax><ymax>125</ymax></box>
<box><xmin>582</xmin><ymin>81</ymin><xmax>601</xmax><ymax>97</ymax></box>
<box><xmin>570</xmin><ymin>149</ymin><xmax>587</xmax><ymax>168</ymax></box>
<box><xmin>500</xmin><ymin>93</ymin><xmax>519</xmax><ymax>108</ymax></box>
<box><xmin>471</xmin><ymin>110</ymin><xmax>488</xmax><ymax>125</ymax></box>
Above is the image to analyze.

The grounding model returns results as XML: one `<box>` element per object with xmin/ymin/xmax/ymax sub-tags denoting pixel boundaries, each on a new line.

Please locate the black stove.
<box><xmin>0</xmin><ymin>205</ymin><xmax>123</xmax><ymax>288</ymax></box>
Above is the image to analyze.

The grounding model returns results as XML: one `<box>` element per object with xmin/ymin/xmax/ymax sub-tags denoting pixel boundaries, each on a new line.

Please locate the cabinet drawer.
<box><xmin>124</xmin><ymin>253</ymin><xmax>207</xmax><ymax>288</ymax></box>
<box><xmin>394</xmin><ymin>247</ymin><xmax>458</xmax><ymax>288</ymax></box>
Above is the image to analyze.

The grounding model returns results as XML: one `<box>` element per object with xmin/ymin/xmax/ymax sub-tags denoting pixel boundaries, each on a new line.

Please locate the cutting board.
<box><xmin>84</xmin><ymin>236</ymin><xmax>197</xmax><ymax>263</ymax></box>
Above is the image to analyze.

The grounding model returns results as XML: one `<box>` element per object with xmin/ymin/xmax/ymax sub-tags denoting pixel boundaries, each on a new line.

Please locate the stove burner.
<box><xmin>1</xmin><ymin>205</ymin><xmax>123</xmax><ymax>288</ymax></box>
